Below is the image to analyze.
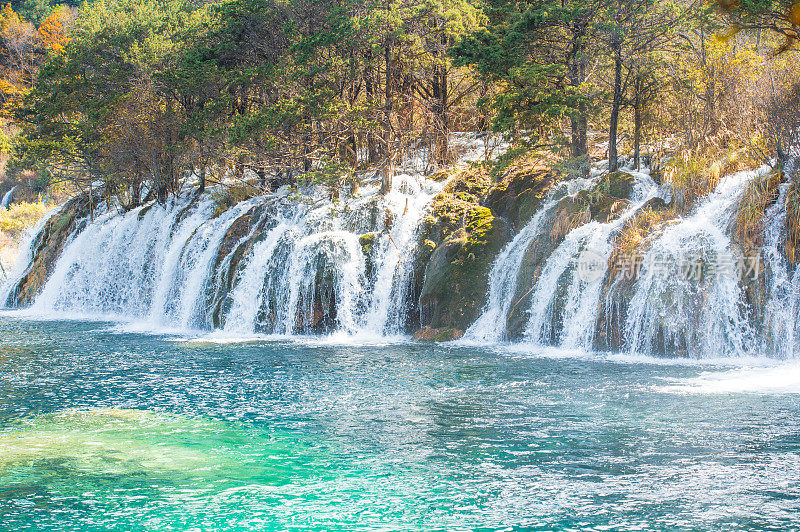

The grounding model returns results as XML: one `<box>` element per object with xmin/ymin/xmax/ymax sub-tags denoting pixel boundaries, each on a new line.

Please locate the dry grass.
<box><xmin>549</xmin><ymin>202</ymin><xmax>590</xmax><ymax>241</ymax></box>
<box><xmin>211</xmin><ymin>183</ymin><xmax>260</xmax><ymax>217</ymax></box>
<box><xmin>735</xmin><ymin>169</ymin><xmax>783</xmax><ymax>251</ymax></box>
<box><xmin>664</xmin><ymin>144</ymin><xmax>753</xmax><ymax>211</ymax></box>
<box><xmin>786</xmin><ymin>181</ymin><xmax>800</xmax><ymax>264</ymax></box>
<box><xmin>610</xmin><ymin>207</ymin><xmax>679</xmax><ymax>280</ymax></box>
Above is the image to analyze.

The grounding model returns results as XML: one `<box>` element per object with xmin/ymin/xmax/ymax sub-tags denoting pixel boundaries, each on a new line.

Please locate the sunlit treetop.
<box><xmin>714</xmin><ymin>0</ymin><xmax>800</xmax><ymax>52</ymax></box>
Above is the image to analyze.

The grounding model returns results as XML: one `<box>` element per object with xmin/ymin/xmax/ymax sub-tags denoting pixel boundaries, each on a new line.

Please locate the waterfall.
<box><xmin>7</xmin><ymin>134</ymin><xmax>796</xmax><ymax>355</ymax></box>
<box><xmin>147</xmin><ymin>197</ymin><xmax>221</xmax><ymax>325</ymax></box>
<box><xmin>761</xmin><ymin>151</ymin><xmax>800</xmax><ymax>357</ymax></box>
<box><xmin>217</xmin><ymin>172</ymin><xmax>445</xmax><ymax>337</ymax></box>
<box><xmin>623</xmin><ymin>167</ymin><xmax>770</xmax><ymax>357</ymax></box>
<box><xmin>521</xmin><ymin>168</ymin><xmax>658</xmax><ymax>350</ymax></box>
<box><xmin>0</xmin><ymin>208</ymin><xmax>57</xmax><ymax>303</ymax></box>
<box><xmin>463</xmin><ymin>175</ymin><xmax>597</xmax><ymax>343</ymax></box>
<box><xmin>1</xmin><ymin>186</ymin><xmax>16</xmax><ymax>210</ymax></box>
<box><xmin>360</xmin><ymin>173</ymin><xmax>442</xmax><ymax>336</ymax></box>
<box><xmin>14</xmin><ymin>146</ymin><xmax>448</xmax><ymax>336</ymax></box>
<box><xmin>221</xmin><ymin>221</ymin><xmax>291</xmax><ymax>334</ymax></box>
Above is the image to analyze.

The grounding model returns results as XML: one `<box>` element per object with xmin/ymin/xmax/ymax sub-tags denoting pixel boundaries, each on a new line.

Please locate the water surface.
<box><xmin>1</xmin><ymin>317</ymin><xmax>799</xmax><ymax>530</ymax></box>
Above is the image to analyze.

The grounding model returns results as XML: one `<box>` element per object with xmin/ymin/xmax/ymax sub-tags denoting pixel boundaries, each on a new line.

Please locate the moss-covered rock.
<box><xmin>419</xmin><ymin>206</ymin><xmax>511</xmax><ymax>331</ymax></box>
<box><xmin>358</xmin><ymin>232</ymin><xmax>377</xmax><ymax>280</ymax></box>
<box><xmin>410</xmin><ymin>151</ymin><xmax>566</xmax><ymax>336</ymax></box>
<box><xmin>359</xmin><ymin>232</ymin><xmax>375</xmax><ymax>251</ymax></box>
<box><xmin>484</xmin><ymin>163</ymin><xmax>556</xmax><ymax>230</ymax></box>
<box><xmin>595</xmin><ymin>171</ymin><xmax>635</xmax><ymax>199</ymax></box>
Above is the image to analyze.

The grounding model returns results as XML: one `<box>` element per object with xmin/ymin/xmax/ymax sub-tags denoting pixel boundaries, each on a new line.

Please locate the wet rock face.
<box><xmin>484</xmin><ymin>164</ymin><xmax>556</xmax><ymax>231</ymax></box>
<box><xmin>9</xmin><ymin>191</ymin><xmax>99</xmax><ymax>307</ymax></box>
<box><xmin>419</xmin><ymin>211</ymin><xmax>511</xmax><ymax>331</ymax></box>
<box><xmin>410</xmin><ymin>160</ymin><xmax>561</xmax><ymax>337</ymax></box>
<box><xmin>208</xmin><ymin>206</ymin><xmax>280</xmax><ymax>329</ymax></box>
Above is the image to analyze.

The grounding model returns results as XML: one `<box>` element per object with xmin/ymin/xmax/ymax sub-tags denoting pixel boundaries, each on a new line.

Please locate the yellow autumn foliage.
<box><xmin>38</xmin><ymin>7</ymin><xmax>71</xmax><ymax>53</ymax></box>
<box><xmin>0</xmin><ymin>201</ymin><xmax>48</xmax><ymax>238</ymax></box>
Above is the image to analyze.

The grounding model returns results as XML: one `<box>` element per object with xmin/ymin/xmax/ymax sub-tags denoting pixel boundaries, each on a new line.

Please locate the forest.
<box><xmin>0</xmin><ymin>0</ymin><xmax>795</xmax><ymax>212</ymax></box>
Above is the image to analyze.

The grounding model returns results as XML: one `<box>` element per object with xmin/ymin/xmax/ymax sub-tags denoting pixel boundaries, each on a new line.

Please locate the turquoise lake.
<box><xmin>1</xmin><ymin>316</ymin><xmax>799</xmax><ymax>530</ymax></box>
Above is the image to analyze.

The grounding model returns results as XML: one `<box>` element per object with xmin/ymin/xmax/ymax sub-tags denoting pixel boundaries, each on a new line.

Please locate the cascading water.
<box><xmin>1</xmin><ymin>186</ymin><xmax>16</xmax><ymax>210</ymax></box>
<box><xmin>6</xmin><ymin>134</ymin><xmax>798</xmax><ymax>356</ymax></box>
<box><xmin>623</xmin><ymin>167</ymin><xmax>771</xmax><ymax>357</ymax></box>
<box><xmin>217</xmin><ymin>171</ymin><xmax>445</xmax><ymax>337</ymax></box>
<box><xmin>521</xmin><ymin>167</ymin><xmax>659</xmax><ymax>350</ymax></box>
<box><xmin>11</xmin><ymin>133</ymin><xmax>460</xmax><ymax>336</ymax></box>
<box><xmin>0</xmin><ymin>208</ymin><xmax>56</xmax><ymax>303</ymax></box>
<box><xmin>29</xmin><ymin>195</ymin><xmax>255</xmax><ymax>326</ymax></box>
<box><xmin>761</xmin><ymin>152</ymin><xmax>800</xmax><ymax>357</ymax></box>
<box><xmin>360</xmin><ymin>173</ymin><xmax>443</xmax><ymax>336</ymax></box>
<box><xmin>221</xmin><ymin>220</ymin><xmax>291</xmax><ymax>334</ymax></box>
<box><xmin>463</xmin><ymin>175</ymin><xmax>597</xmax><ymax>343</ymax></box>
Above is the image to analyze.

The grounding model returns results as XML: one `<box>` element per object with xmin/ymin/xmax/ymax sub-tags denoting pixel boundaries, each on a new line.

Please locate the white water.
<box><xmin>761</xmin><ymin>152</ymin><xmax>800</xmax><ymax>357</ymax></box>
<box><xmin>360</xmin><ymin>173</ymin><xmax>441</xmax><ymax>336</ymax></box>
<box><xmin>1</xmin><ymin>186</ymin><xmax>16</xmax><ymax>210</ymax></box>
<box><xmin>464</xmin><ymin>175</ymin><xmax>597</xmax><ymax>343</ymax></box>
<box><xmin>521</xmin><ymin>167</ymin><xmax>658</xmax><ymax>350</ymax></box>
<box><xmin>222</xmin><ymin>221</ymin><xmax>291</xmax><ymax>334</ymax></box>
<box><xmin>624</xmin><ymin>167</ymin><xmax>771</xmax><ymax>357</ymax></box>
<box><xmin>5</xmin><ymin>140</ymin><xmax>800</xmax><ymax>357</ymax></box>
<box><xmin>13</xmin><ymin>133</ymin><xmax>471</xmax><ymax>335</ymax></box>
<box><xmin>658</xmin><ymin>362</ymin><xmax>800</xmax><ymax>394</ymax></box>
<box><xmin>0</xmin><ymin>208</ymin><xmax>57</xmax><ymax>304</ymax></box>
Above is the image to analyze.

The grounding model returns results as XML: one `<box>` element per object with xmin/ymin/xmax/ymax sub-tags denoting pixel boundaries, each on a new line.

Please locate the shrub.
<box><xmin>211</xmin><ymin>184</ymin><xmax>259</xmax><ymax>217</ymax></box>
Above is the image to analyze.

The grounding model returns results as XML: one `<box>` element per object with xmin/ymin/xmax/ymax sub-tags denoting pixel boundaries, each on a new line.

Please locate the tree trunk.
<box><xmin>199</xmin><ymin>165</ymin><xmax>206</xmax><ymax>193</ymax></box>
<box><xmin>432</xmin><ymin>62</ymin><xmax>449</xmax><ymax>167</ymax></box>
<box><xmin>382</xmin><ymin>39</ymin><xmax>395</xmax><ymax>194</ymax></box>
<box><xmin>88</xmin><ymin>180</ymin><xmax>94</xmax><ymax>222</ymax></box>
<box><xmin>568</xmin><ymin>26</ymin><xmax>588</xmax><ymax>165</ymax></box>
<box><xmin>432</xmin><ymin>31</ymin><xmax>450</xmax><ymax>167</ymax></box>
<box><xmin>633</xmin><ymin>74</ymin><xmax>642</xmax><ymax>171</ymax></box>
<box><xmin>608</xmin><ymin>37</ymin><xmax>623</xmax><ymax>173</ymax></box>
<box><xmin>364</xmin><ymin>56</ymin><xmax>380</xmax><ymax>165</ymax></box>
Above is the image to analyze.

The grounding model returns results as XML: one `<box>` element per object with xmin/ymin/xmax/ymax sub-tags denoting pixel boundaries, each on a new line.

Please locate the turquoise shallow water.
<box><xmin>1</xmin><ymin>317</ymin><xmax>799</xmax><ymax>530</ymax></box>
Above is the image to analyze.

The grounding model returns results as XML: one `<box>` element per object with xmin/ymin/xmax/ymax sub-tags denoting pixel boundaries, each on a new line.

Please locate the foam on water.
<box><xmin>7</xmin><ymin>135</ymin><xmax>505</xmax><ymax>337</ymax></box>
<box><xmin>463</xmin><ymin>174</ymin><xmax>597</xmax><ymax>343</ymax></box>
<box><xmin>658</xmin><ymin>362</ymin><xmax>800</xmax><ymax>394</ymax></box>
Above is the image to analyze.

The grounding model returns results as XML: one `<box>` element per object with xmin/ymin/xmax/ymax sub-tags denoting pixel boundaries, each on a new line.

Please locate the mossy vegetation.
<box><xmin>211</xmin><ymin>184</ymin><xmax>260</xmax><ymax>218</ymax></box>
<box><xmin>358</xmin><ymin>232</ymin><xmax>376</xmax><ymax>252</ymax></box>
<box><xmin>484</xmin><ymin>151</ymin><xmax>556</xmax><ymax>230</ymax></box>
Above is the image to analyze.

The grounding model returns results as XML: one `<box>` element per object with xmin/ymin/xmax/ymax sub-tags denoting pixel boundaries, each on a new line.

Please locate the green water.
<box><xmin>1</xmin><ymin>317</ymin><xmax>799</xmax><ymax>530</ymax></box>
